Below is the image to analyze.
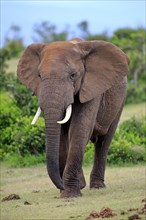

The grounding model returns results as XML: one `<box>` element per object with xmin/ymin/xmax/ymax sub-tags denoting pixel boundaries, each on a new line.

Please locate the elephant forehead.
<box><xmin>41</xmin><ymin>41</ymin><xmax>81</xmax><ymax>59</ymax></box>
<box><xmin>39</xmin><ymin>43</ymin><xmax>83</xmax><ymax>76</ymax></box>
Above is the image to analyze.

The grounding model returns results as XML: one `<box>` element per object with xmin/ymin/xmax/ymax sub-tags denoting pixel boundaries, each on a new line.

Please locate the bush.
<box><xmin>0</xmin><ymin>92</ymin><xmax>45</xmax><ymax>159</ymax></box>
<box><xmin>11</xmin><ymin>79</ymin><xmax>38</xmax><ymax>116</ymax></box>
<box><xmin>83</xmin><ymin>117</ymin><xmax>146</xmax><ymax>165</ymax></box>
<box><xmin>108</xmin><ymin>140</ymin><xmax>145</xmax><ymax>165</ymax></box>
<box><xmin>107</xmin><ymin>117</ymin><xmax>146</xmax><ymax>164</ymax></box>
<box><xmin>12</xmin><ymin>116</ymin><xmax>45</xmax><ymax>156</ymax></box>
<box><xmin>84</xmin><ymin>141</ymin><xmax>94</xmax><ymax>165</ymax></box>
<box><xmin>0</xmin><ymin>93</ymin><xmax>21</xmax><ymax>158</ymax></box>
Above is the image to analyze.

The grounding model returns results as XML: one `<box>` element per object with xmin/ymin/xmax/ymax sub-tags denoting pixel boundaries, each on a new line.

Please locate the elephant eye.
<box><xmin>38</xmin><ymin>71</ymin><xmax>42</xmax><ymax>79</ymax></box>
<box><xmin>70</xmin><ymin>72</ymin><xmax>77</xmax><ymax>80</ymax></box>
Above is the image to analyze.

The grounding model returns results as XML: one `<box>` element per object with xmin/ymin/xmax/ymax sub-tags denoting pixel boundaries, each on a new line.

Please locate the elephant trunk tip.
<box><xmin>56</xmin><ymin>181</ymin><xmax>64</xmax><ymax>190</ymax></box>
<box><xmin>47</xmin><ymin>162</ymin><xmax>64</xmax><ymax>190</ymax></box>
<box><xmin>49</xmin><ymin>175</ymin><xmax>64</xmax><ymax>190</ymax></box>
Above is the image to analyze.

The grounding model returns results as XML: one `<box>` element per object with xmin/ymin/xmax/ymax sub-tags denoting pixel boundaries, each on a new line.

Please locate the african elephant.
<box><xmin>17</xmin><ymin>38</ymin><xmax>129</xmax><ymax>198</ymax></box>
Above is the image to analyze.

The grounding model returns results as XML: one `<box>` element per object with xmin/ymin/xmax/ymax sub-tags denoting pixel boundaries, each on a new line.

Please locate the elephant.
<box><xmin>17</xmin><ymin>38</ymin><xmax>129</xmax><ymax>198</ymax></box>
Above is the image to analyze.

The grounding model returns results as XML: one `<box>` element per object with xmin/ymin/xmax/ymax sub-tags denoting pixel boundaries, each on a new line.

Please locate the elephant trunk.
<box><xmin>44</xmin><ymin>110</ymin><xmax>64</xmax><ymax>190</ymax></box>
<box><xmin>38</xmin><ymin>80</ymin><xmax>74</xmax><ymax>190</ymax></box>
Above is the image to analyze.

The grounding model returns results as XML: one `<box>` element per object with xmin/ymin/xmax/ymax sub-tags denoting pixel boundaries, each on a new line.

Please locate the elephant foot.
<box><xmin>60</xmin><ymin>188</ymin><xmax>82</xmax><ymax>198</ymax></box>
<box><xmin>90</xmin><ymin>180</ymin><xmax>106</xmax><ymax>189</ymax></box>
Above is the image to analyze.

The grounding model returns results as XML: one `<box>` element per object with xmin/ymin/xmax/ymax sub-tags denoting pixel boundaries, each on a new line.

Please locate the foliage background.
<box><xmin>0</xmin><ymin>20</ymin><xmax>145</xmax><ymax>166</ymax></box>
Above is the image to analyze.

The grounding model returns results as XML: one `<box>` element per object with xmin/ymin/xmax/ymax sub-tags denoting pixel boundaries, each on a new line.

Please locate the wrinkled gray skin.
<box><xmin>17</xmin><ymin>39</ymin><xmax>129</xmax><ymax>198</ymax></box>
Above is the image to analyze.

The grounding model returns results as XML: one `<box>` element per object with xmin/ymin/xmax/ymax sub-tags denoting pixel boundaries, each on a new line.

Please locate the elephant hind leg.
<box><xmin>90</xmin><ymin>107</ymin><xmax>123</xmax><ymax>189</ymax></box>
<box><xmin>90</xmin><ymin>135</ymin><xmax>107</xmax><ymax>189</ymax></box>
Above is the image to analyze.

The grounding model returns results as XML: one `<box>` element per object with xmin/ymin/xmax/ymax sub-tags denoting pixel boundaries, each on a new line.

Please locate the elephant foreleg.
<box><xmin>90</xmin><ymin>107</ymin><xmax>123</xmax><ymax>189</ymax></box>
<box><xmin>61</xmin><ymin>99</ymin><xmax>100</xmax><ymax>198</ymax></box>
<box><xmin>59</xmin><ymin>127</ymin><xmax>86</xmax><ymax>190</ymax></box>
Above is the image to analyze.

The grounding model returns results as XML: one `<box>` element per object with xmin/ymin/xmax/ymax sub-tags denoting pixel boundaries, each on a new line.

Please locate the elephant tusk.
<box><xmin>31</xmin><ymin>107</ymin><xmax>42</xmax><ymax>125</ymax></box>
<box><xmin>57</xmin><ymin>104</ymin><xmax>72</xmax><ymax>124</ymax></box>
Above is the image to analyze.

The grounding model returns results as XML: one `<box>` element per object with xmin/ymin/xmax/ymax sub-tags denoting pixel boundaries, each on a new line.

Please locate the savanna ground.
<box><xmin>0</xmin><ymin>164</ymin><xmax>145</xmax><ymax>220</ymax></box>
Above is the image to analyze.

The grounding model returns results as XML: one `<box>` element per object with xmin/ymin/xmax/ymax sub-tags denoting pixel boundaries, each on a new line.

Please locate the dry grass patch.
<box><xmin>0</xmin><ymin>164</ymin><xmax>145</xmax><ymax>220</ymax></box>
<box><xmin>121</xmin><ymin>103</ymin><xmax>145</xmax><ymax>122</ymax></box>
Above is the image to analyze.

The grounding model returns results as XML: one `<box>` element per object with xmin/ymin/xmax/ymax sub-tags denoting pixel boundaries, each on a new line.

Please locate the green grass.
<box><xmin>0</xmin><ymin>164</ymin><xmax>145</xmax><ymax>220</ymax></box>
<box><xmin>121</xmin><ymin>102</ymin><xmax>145</xmax><ymax>122</ymax></box>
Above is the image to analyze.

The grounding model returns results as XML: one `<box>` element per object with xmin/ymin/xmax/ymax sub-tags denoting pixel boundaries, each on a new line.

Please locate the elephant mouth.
<box><xmin>31</xmin><ymin>104</ymin><xmax>72</xmax><ymax>125</ymax></box>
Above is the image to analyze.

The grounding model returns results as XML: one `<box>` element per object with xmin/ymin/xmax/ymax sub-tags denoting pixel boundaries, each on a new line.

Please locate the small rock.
<box><xmin>121</xmin><ymin>210</ymin><xmax>127</xmax><ymax>215</ymax></box>
<box><xmin>24</xmin><ymin>201</ymin><xmax>31</xmax><ymax>205</ymax></box>
<box><xmin>142</xmin><ymin>198</ymin><xmax>146</xmax><ymax>203</ymax></box>
<box><xmin>128</xmin><ymin>208</ymin><xmax>139</xmax><ymax>212</ymax></box>
<box><xmin>2</xmin><ymin>194</ymin><xmax>20</xmax><ymax>202</ymax></box>
<box><xmin>128</xmin><ymin>214</ymin><xmax>141</xmax><ymax>220</ymax></box>
<box><xmin>32</xmin><ymin>190</ymin><xmax>40</xmax><ymax>193</ymax></box>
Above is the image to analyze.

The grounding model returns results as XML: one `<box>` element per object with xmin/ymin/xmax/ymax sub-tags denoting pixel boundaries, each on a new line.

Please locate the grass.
<box><xmin>121</xmin><ymin>102</ymin><xmax>145</xmax><ymax>122</ymax></box>
<box><xmin>0</xmin><ymin>164</ymin><xmax>145</xmax><ymax>220</ymax></box>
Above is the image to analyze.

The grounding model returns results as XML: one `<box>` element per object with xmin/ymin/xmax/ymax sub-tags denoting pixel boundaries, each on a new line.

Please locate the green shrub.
<box><xmin>118</xmin><ymin>117</ymin><xmax>146</xmax><ymax>145</ymax></box>
<box><xmin>11</xmin><ymin>79</ymin><xmax>38</xmax><ymax>116</ymax></box>
<box><xmin>108</xmin><ymin>139</ymin><xmax>145</xmax><ymax>165</ymax></box>
<box><xmin>107</xmin><ymin>117</ymin><xmax>146</xmax><ymax>164</ymax></box>
<box><xmin>12</xmin><ymin>116</ymin><xmax>45</xmax><ymax>156</ymax></box>
<box><xmin>83</xmin><ymin>117</ymin><xmax>146</xmax><ymax>165</ymax></box>
<box><xmin>84</xmin><ymin>141</ymin><xmax>94</xmax><ymax>165</ymax></box>
<box><xmin>0</xmin><ymin>93</ymin><xmax>21</xmax><ymax>158</ymax></box>
<box><xmin>0</xmin><ymin>92</ymin><xmax>45</xmax><ymax>159</ymax></box>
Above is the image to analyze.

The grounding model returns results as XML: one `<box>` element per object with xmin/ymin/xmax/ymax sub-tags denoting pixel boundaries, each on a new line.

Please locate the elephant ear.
<box><xmin>17</xmin><ymin>43</ymin><xmax>45</xmax><ymax>96</ymax></box>
<box><xmin>77</xmin><ymin>41</ymin><xmax>129</xmax><ymax>103</ymax></box>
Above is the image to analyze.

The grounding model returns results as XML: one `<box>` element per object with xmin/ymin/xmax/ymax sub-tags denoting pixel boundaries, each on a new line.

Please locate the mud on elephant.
<box><xmin>17</xmin><ymin>38</ymin><xmax>129</xmax><ymax>198</ymax></box>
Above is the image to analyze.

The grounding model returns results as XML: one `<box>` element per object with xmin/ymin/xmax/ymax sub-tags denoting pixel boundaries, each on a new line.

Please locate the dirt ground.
<box><xmin>0</xmin><ymin>164</ymin><xmax>145</xmax><ymax>220</ymax></box>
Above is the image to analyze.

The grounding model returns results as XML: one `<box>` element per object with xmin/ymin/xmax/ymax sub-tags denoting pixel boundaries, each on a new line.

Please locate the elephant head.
<box><xmin>17</xmin><ymin>39</ymin><xmax>129</xmax><ymax>190</ymax></box>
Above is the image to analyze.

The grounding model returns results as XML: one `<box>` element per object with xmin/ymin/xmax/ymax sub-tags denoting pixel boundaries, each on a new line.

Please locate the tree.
<box><xmin>77</xmin><ymin>21</ymin><xmax>90</xmax><ymax>38</ymax></box>
<box><xmin>0</xmin><ymin>47</ymin><xmax>14</xmax><ymax>90</ymax></box>
<box><xmin>33</xmin><ymin>21</ymin><xmax>68</xmax><ymax>43</ymax></box>
<box><xmin>3</xmin><ymin>25</ymin><xmax>25</xmax><ymax>57</ymax></box>
<box><xmin>111</xmin><ymin>28</ymin><xmax>146</xmax><ymax>87</ymax></box>
<box><xmin>111</xmin><ymin>28</ymin><xmax>146</xmax><ymax>103</ymax></box>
